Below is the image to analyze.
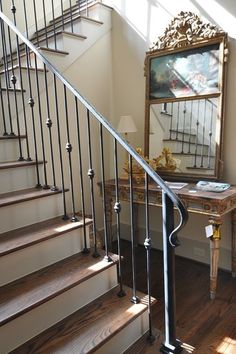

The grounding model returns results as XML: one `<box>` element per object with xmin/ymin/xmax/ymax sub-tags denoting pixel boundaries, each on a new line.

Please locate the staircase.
<box><xmin>0</xmin><ymin>1</ymin><xmax>188</xmax><ymax>353</ymax></box>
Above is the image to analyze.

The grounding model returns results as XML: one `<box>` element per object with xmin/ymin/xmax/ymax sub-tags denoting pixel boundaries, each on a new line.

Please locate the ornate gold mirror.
<box><xmin>144</xmin><ymin>12</ymin><xmax>228</xmax><ymax>181</ymax></box>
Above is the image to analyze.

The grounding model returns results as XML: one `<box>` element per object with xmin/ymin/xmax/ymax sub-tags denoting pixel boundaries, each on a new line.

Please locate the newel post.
<box><xmin>160</xmin><ymin>191</ymin><xmax>182</xmax><ymax>354</ymax></box>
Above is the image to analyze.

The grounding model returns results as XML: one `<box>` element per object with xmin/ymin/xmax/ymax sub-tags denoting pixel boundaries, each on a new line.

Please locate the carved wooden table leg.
<box><xmin>231</xmin><ymin>210</ymin><xmax>236</xmax><ymax>277</ymax></box>
<box><xmin>209</xmin><ymin>217</ymin><xmax>222</xmax><ymax>300</ymax></box>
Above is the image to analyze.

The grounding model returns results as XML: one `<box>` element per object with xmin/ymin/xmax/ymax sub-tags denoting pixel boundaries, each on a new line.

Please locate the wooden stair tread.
<box><xmin>172</xmin><ymin>152</ymin><xmax>215</xmax><ymax>158</ymax></box>
<box><xmin>0</xmin><ymin>215</ymin><xmax>92</xmax><ymax>257</ymax></box>
<box><xmin>37</xmin><ymin>46</ymin><xmax>69</xmax><ymax>55</ymax></box>
<box><xmin>0</xmin><ymin>135</ymin><xmax>26</xmax><ymax>140</ymax></box>
<box><xmin>0</xmin><ymin>250</ymin><xmax>119</xmax><ymax>326</ymax></box>
<box><xmin>163</xmin><ymin>138</ymin><xmax>209</xmax><ymax>147</ymax></box>
<box><xmin>11</xmin><ymin>286</ymin><xmax>153</xmax><ymax>354</ymax></box>
<box><xmin>0</xmin><ymin>65</ymin><xmax>46</xmax><ymax>74</ymax></box>
<box><xmin>169</xmin><ymin>129</ymin><xmax>197</xmax><ymax>137</ymax></box>
<box><xmin>0</xmin><ymin>187</ymin><xmax>68</xmax><ymax>208</ymax></box>
<box><xmin>1</xmin><ymin>87</ymin><xmax>26</xmax><ymax>93</ymax></box>
<box><xmin>0</xmin><ymin>160</ymin><xmax>43</xmax><ymax>170</ymax></box>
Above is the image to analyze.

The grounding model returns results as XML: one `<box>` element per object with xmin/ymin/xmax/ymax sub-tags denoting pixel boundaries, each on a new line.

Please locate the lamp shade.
<box><xmin>117</xmin><ymin>115</ymin><xmax>137</xmax><ymax>134</ymax></box>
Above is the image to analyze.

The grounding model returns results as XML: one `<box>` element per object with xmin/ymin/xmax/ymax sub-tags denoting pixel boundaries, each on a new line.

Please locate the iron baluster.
<box><xmin>169</xmin><ymin>102</ymin><xmax>173</xmax><ymax>140</ymax></box>
<box><xmin>99</xmin><ymin>123</ymin><xmax>112</xmax><ymax>261</ymax></box>
<box><xmin>11</xmin><ymin>1</ymin><xmax>31</xmax><ymax>160</ymax></box>
<box><xmin>63</xmin><ymin>85</ymin><xmax>78</xmax><ymax>222</ymax></box>
<box><xmin>69</xmin><ymin>0</ymin><xmax>74</xmax><ymax>33</ymax></box>
<box><xmin>25</xmin><ymin>44</ymin><xmax>41</xmax><ymax>187</ymax></box>
<box><xmin>75</xmin><ymin>97</ymin><xmax>89</xmax><ymax>253</ymax></box>
<box><xmin>176</xmin><ymin>102</ymin><xmax>180</xmax><ymax>142</ymax></box>
<box><xmin>194</xmin><ymin>100</ymin><xmax>200</xmax><ymax>168</ymax></box>
<box><xmin>51</xmin><ymin>0</ymin><xmax>57</xmax><ymax>50</ymax></box>
<box><xmin>60</xmin><ymin>0</ymin><xmax>65</xmax><ymax>30</ymax></box>
<box><xmin>160</xmin><ymin>191</ymin><xmax>182</xmax><ymax>354</ymax></box>
<box><xmin>44</xmin><ymin>67</ymin><xmax>58</xmax><ymax>191</ymax></box>
<box><xmin>87</xmin><ymin>109</ymin><xmax>99</xmax><ymax>258</ymax></box>
<box><xmin>200</xmin><ymin>99</ymin><xmax>207</xmax><ymax>167</ymax></box>
<box><xmin>144</xmin><ymin>172</ymin><xmax>155</xmax><ymax>343</ymax></box>
<box><xmin>32</xmin><ymin>0</ymin><xmax>39</xmax><ymax>47</ymax></box>
<box><xmin>0</xmin><ymin>2</ymin><xmax>11</xmax><ymax>89</ymax></box>
<box><xmin>114</xmin><ymin>139</ymin><xmax>126</xmax><ymax>297</ymax></box>
<box><xmin>0</xmin><ymin>67</ymin><xmax>7</xmax><ymax>135</ymax></box>
<box><xmin>0</xmin><ymin>19</ymin><xmax>14</xmax><ymax>135</ymax></box>
<box><xmin>129</xmin><ymin>154</ymin><xmax>140</xmax><ymax>304</ymax></box>
<box><xmin>181</xmin><ymin>101</ymin><xmax>186</xmax><ymax>154</ymax></box>
<box><xmin>188</xmin><ymin>100</ymin><xmax>193</xmax><ymax>154</ymax></box>
<box><xmin>8</xmin><ymin>25</ymin><xmax>24</xmax><ymax>160</ymax></box>
<box><xmin>42</xmin><ymin>0</ymin><xmax>48</xmax><ymax>47</ymax></box>
<box><xmin>53</xmin><ymin>74</ymin><xmax>68</xmax><ymax>219</ymax></box>
<box><xmin>208</xmin><ymin>100</ymin><xmax>214</xmax><ymax>168</ymax></box>
<box><xmin>34</xmin><ymin>55</ymin><xmax>49</xmax><ymax>188</ymax></box>
<box><xmin>22</xmin><ymin>0</ymin><xmax>29</xmax><ymax>39</ymax></box>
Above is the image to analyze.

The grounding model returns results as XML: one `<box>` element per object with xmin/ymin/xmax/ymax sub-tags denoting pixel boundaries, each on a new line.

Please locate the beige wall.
<box><xmin>105</xmin><ymin>0</ymin><xmax>236</xmax><ymax>269</ymax></box>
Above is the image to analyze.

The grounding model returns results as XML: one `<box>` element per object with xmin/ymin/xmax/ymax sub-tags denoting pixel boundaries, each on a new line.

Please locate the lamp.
<box><xmin>117</xmin><ymin>115</ymin><xmax>137</xmax><ymax>142</ymax></box>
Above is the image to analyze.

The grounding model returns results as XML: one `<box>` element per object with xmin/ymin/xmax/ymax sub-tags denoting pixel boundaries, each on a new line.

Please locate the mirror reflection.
<box><xmin>149</xmin><ymin>97</ymin><xmax>218</xmax><ymax>176</ymax></box>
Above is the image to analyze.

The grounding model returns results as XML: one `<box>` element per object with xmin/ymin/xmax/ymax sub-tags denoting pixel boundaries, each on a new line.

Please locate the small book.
<box><xmin>196</xmin><ymin>181</ymin><xmax>230</xmax><ymax>193</ymax></box>
<box><xmin>165</xmin><ymin>182</ymin><xmax>188</xmax><ymax>190</ymax></box>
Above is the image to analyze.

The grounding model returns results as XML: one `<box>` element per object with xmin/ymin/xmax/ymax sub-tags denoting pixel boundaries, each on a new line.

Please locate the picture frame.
<box><xmin>144</xmin><ymin>11</ymin><xmax>228</xmax><ymax>182</ymax></box>
<box><xmin>149</xmin><ymin>43</ymin><xmax>221</xmax><ymax>100</ymax></box>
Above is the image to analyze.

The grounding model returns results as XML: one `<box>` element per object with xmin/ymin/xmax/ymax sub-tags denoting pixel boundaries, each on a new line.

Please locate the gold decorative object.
<box><xmin>123</xmin><ymin>148</ymin><xmax>154</xmax><ymax>184</ymax></box>
<box><xmin>150</xmin><ymin>11</ymin><xmax>225</xmax><ymax>51</ymax></box>
<box><xmin>152</xmin><ymin>147</ymin><xmax>178</xmax><ymax>171</ymax></box>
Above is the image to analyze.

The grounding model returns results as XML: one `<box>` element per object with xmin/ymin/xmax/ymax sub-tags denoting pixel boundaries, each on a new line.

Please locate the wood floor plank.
<box><xmin>0</xmin><ymin>250</ymin><xmax>118</xmax><ymax>326</ymax></box>
<box><xmin>118</xmin><ymin>240</ymin><xmax>236</xmax><ymax>354</ymax></box>
<box><xmin>0</xmin><ymin>215</ymin><xmax>92</xmax><ymax>256</ymax></box>
<box><xmin>11</xmin><ymin>286</ymin><xmax>153</xmax><ymax>354</ymax></box>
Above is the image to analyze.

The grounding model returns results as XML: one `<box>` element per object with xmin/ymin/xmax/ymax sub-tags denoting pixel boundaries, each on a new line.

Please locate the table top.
<box><xmin>100</xmin><ymin>179</ymin><xmax>236</xmax><ymax>218</ymax></box>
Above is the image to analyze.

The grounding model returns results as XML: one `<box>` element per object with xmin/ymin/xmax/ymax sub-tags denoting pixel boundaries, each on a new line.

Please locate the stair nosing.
<box><xmin>10</xmin><ymin>285</ymin><xmax>155</xmax><ymax>354</ymax></box>
<box><xmin>0</xmin><ymin>160</ymin><xmax>44</xmax><ymax>170</ymax></box>
<box><xmin>0</xmin><ymin>215</ymin><xmax>92</xmax><ymax>257</ymax></box>
<box><xmin>37</xmin><ymin>46</ymin><xmax>69</xmax><ymax>55</ymax></box>
<box><xmin>0</xmin><ymin>251</ymin><xmax>119</xmax><ymax>326</ymax></box>
<box><xmin>0</xmin><ymin>187</ymin><xmax>69</xmax><ymax>208</ymax></box>
<box><xmin>0</xmin><ymin>135</ymin><xmax>27</xmax><ymax>140</ymax></box>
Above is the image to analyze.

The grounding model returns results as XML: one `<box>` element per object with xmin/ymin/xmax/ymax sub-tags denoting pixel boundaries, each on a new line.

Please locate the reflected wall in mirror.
<box><xmin>144</xmin><ymin>11</ymin><xmax>228</xmax><ymax>181</ymax></box>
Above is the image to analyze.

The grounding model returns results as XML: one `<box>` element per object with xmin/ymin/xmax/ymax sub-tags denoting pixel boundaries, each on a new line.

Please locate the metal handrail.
<box><xmin>0</xmin><ymin>10</ymin><xmax>188</xmax><ymax>243</ymax></box>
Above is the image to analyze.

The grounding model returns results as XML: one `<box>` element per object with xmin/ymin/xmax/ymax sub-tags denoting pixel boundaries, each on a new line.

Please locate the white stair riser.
<box><xmin>168</xmin><ymin>131</ymin><xmax>196</xmax><ymax>143</ymax></box>
<box><xmin>174</xmin><ymin>154</ymin><xmax>215</xmax><ymax>171</ymax></box>
<box><xmin>0</xmin><ymin>66</ymin><xmax>46</xmax><ymax>90</ymax></box>
<box><xmin>1</xmin><ymin>266</ymin><xmax>118</xmax><ymax>353</ymax></box>
<box><xmin>0</xmin><ymin>193</ymin><xmax>67</xmax><ymax>233</ymax></box>
<box><xmin>95</xmin><ymin>310</ymin><xmax>149</xmax><ymax>354</ymax></box>
<box><xmin>0</xmin><ymin>164</ymin><xmax>44</xmax><ymax>193</ymax></box>
<box><xmin>43</xmin><ymin>9</ymin><xmax>111</xmax><ymax>71</ymax></box>
<box><xmin>0</xmin><ymin>139</ymin><xmax>27</xmax><ymax>161</ymax></box>
<box><xmin>0</xmin><ymin>226</ymin><xmax>90</xmax><ymax>285</ymax></box>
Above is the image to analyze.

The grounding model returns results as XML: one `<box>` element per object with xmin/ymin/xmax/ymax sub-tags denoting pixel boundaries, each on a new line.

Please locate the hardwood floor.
<box><xmin>117</xmin><ymin>240</ymin><xmax>236</xmax><ymax>354</ymax></box>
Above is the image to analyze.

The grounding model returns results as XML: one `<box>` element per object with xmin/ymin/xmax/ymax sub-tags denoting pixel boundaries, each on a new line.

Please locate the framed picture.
<box><xmin>149</xmin><ymin>43</ymin><xmax>221</xmax><ymax>100</ymax></box>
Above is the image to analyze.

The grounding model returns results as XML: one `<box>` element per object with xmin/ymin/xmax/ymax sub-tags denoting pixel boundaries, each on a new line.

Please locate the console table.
<box><xmin>98</xmin><ymin>179</ymin><xmax>236</xmax><ymax>299</ymax></box>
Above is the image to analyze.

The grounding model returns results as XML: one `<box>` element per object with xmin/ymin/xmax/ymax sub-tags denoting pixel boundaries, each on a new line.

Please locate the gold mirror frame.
<box><xmin>144</xmin><ymin>11</ymin><xmax>228</xmax><ymax>181</ymax></box>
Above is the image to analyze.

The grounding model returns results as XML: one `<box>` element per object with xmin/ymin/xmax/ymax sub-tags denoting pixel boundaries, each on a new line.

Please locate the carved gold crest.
<box><xmin>151</xmin><ymin>11</ymin><xmax>225</xmax><ymax>51</ymax></box>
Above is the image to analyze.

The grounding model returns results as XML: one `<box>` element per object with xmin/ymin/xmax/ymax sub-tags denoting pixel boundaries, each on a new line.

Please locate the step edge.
<box><xmin>0</xmin><ymin>216</ymin><xmax>92</xmax><ymax>257</ymax></box>
<box><xmin>0</xmin><ymin>251</ymin><xmax>119</xmax><ymax>326</ymax></box>
<box><xmin>0</xmin><ymin>188</ymin><xmax>69</xmax><ymax>208</ymax></box>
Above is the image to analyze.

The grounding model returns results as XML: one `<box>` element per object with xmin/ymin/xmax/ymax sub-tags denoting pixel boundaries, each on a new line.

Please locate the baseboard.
<box><xmin>99</xmin><ymin>223</ymin><xmax>232</xmax><ymax>272</ymax></box>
